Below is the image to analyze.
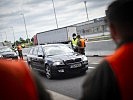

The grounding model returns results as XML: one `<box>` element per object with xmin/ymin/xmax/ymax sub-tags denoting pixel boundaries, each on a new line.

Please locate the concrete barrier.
<box><xmin>23</xmin><ymin>40</ymin><xmax>116</xmax><ymax>57</ymax></box>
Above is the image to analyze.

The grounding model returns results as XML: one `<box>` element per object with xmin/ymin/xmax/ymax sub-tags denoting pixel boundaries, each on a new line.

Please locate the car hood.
<box><xmin>47</xmin><ymin>52</ymin><xmax>82</xmax><ymax>61</ymax></box>
<box><xmin>0</xmin><ymin>51</ymin><xmax>16</xmax><ymax>56</ymax></box>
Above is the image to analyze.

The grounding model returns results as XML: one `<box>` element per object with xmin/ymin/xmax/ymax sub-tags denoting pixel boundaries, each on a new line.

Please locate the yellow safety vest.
<box><xmin>72</xmin><ymin>38</ymin><xmax>78</xmax><ymax>46</ymax></box>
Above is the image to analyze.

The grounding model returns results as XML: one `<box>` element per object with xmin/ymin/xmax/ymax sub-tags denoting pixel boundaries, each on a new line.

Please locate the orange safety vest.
<box><xmin>80</xmin><ymin>38</ymin><xmax>85</xmax><ymax>48</ymax></box>
<box><xmin>106</xmin><ymin>42</ymin><xmax>133</xmax><ymax>100</ymax></box>
<box><xmin>17</xmin><ymin>45</ymin><xmax>22</xmax><ymax>51</ymax></box>
<box><xmin>0</xmin><ymin>60</ymin><xmax>38</xmax><ymax>100</ymax></box>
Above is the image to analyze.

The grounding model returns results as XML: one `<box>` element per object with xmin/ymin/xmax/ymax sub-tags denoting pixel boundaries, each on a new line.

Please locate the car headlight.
<box><xmin>82</xmin><ymin>56</ymin><xmax>88</xmax><ymax>61</ymax></box>
<box><xmin>53</xmin><ymin>61</ymin><xmax>65</xmax><ymax>66</ymax></box>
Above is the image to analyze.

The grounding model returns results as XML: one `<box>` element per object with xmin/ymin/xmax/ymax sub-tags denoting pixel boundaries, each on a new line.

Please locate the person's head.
<box><xmin>106</xmin><ymin>0</ymin><xmax>133</xmax><ymax>45</ymax></box>
<box><xmin>72</xmin><ymin>33</ymin><xmax>76</xmax><ymax>39</ymax></box>
<box><xmin>77</xmin><ymin>35</ymin><xmax>81</xmax><ymax>39</ymax></box>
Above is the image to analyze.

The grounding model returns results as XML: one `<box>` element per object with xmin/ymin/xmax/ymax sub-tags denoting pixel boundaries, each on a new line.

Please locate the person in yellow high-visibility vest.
<box><xmin>71</xmin><ymin>33</ymin><xmax>78</xmax><ymax>52</ymax></box>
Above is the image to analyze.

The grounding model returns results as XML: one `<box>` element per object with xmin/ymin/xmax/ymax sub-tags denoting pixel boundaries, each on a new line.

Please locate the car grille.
<box><xmin>65</xmin><ymin>58</ymin><xmax>81</xmax><ymax>65</ymax></box>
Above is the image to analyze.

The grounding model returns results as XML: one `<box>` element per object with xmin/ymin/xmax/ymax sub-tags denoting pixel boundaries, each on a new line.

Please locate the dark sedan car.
<box><xmin>0</xmin><ymin>46</ymin><xmax>18</xmax><ymax>60</ymax></box>
<box><xmin>27</xmin><ymin>44</ymin><xmax>88</xmax><ymax>79</ymax></box>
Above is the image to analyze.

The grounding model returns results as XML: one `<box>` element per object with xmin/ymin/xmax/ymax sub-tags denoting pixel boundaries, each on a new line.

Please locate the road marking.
<box><xmin>90</xmin><ymin>62</ymin><xmax>99</xmax><ymax>65</ymax></box>
<box><xmin>88</xmin><ymin>66</ymin><xmax>96</xmax><ymax>69</ymax></box>
<box><xmin>87</xmin><ymin>39</ymin><xmax>112</xmax><ymax>43</ymax></box>
<box><xmin>48</xmin><ymin>90</ymin><xmax>76</xmax><ymax>100</ymax></box>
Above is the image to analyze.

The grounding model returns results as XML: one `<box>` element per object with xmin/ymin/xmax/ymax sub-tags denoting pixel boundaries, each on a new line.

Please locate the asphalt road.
<box><xmin>37</xmin><ymin>57</ymin><xmax>104</xmax><ymax>99</ymax></box>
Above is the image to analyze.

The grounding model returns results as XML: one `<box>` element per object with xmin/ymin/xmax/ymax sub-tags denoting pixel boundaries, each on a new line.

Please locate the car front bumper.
<box><xmin>51</xmin><ymin>64</ymin><xmax>88</xmax><ymax>76</ymax></box>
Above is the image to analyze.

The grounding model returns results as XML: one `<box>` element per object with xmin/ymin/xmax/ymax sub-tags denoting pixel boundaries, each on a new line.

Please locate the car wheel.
<box><xmin>81</xmin><ymin>71</ymin><xmax>87</xmax><ymax>75</ymax></box>
<box><xmin>45</xmin><ymin>65</ymin><xmax>52</xmax><ymax>79</ymax></box>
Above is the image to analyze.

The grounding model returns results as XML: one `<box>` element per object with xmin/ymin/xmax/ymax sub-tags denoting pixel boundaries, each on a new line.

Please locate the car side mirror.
<box><xmin>38</xmin><ymin>54</ymin><xmax>45</xmax><ymax>58</ymax></box>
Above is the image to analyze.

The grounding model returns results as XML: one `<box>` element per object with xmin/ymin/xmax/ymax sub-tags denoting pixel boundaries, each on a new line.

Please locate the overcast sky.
<box><xmin>0</xmin><ymin>0</ymin><xmax>113</xmax><ymax>42</ymax></box>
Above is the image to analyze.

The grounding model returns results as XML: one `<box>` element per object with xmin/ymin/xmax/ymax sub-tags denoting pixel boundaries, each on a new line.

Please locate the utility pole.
<box><xmin>84</xmin><ymin>1</ymin><xmax>89</xmax><ymax>21</ymax></box>
<box><xmin>10</xmin><ymin>27</ymin><xmax>16</xmax><ymax>45</ymax></box>
<box><xmin>52</xmin><ymin>0</ymin><xmax>59</xmax><ymax>28</ymax></box>
<box><xmin>20</xmin><ymin>12</ymin><xmax>29</xmax><ymax>43</ymax></box>
<box><xmin>0</xmin><ymin>33</ymin><xmax>3</xmax><ymax>42</ymax></box>
<box><xmin>5</xmin><ymin>32</ymin><xmax>7</xmax><ymax>41</ymax></box>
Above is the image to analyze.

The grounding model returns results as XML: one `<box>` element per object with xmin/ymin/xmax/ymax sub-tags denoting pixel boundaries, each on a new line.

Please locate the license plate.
<box><xmin>70</xmin><ymin>63</ymin><xmax>81</xmax><ymax>68</ymax></box>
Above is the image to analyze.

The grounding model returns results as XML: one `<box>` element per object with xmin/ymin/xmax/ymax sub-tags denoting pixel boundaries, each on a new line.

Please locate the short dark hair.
<box><xmin>72</xmin><ymin>33</ymin><xmax>76</xmax><ymax>37</ymax></box>
<box><xmin>106</xmin><ymin>0</ymin><xmax>133</xmax><ymax>40</ymax></box>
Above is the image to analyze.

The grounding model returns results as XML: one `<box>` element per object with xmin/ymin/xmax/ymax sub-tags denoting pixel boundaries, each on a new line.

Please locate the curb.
<box><xmin>47</xmin><ymin>90</ymin><xmax>76</xmax><ymax>100</ymax></box>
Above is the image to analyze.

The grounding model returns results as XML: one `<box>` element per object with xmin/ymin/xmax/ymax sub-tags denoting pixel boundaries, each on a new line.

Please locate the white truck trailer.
<box><xmin>36</xmin><ymin>26</ymin><xmax>77</xmax><ymax>44</ymax></box>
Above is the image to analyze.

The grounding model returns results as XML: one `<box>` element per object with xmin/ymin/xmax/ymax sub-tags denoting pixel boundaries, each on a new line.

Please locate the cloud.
<box><xmin>0</xmin><ymin>0</ymin><xmax>114</xmax><ymax>42</ymax></box>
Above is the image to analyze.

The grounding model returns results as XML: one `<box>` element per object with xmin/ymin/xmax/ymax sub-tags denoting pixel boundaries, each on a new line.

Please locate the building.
<box><xmin>74</xmin><ymin>16</ymin><xmax>109</xmax><ymax>37</ymax></box>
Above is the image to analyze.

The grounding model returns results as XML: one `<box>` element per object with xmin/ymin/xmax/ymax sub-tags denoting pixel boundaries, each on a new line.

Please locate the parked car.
<box><xmin>27</xmin><ymin>44</ymin><xmax>88</xmax><ymax>79</ymax></box>
<box><xmin>0</xmin><ymin>46</ymin><xmax>18</xmax><ymax>60</ymax></box>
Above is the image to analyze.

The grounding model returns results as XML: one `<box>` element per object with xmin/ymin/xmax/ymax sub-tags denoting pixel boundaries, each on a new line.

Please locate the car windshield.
<box><xmin>44</xmin><ymin>45</ymin><xmax>74</xmax><ymax>56</ymax></box>
<box><xmin>0</xmin><ymin>47</ymin><xmax>13</xmax><ymax>53</ymax></box>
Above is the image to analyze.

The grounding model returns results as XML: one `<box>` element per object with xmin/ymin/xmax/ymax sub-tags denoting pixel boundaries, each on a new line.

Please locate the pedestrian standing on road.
<box><xmin>71</xmin><ymin>33</ymin><xmax>78</xmax><ymax>52</ymax></box>
<box><xmin>17</xmin><ymin>43</ymin><xmax>23</xmax><ymax>60</ymax></box>
<box><xmin>80</xmin><ymin>0</ymin><xmax>133</xmax><ymax>100</ymax></box>
<box><xmin>0</xmin><ymin>59</ymin><xmax>52</xmax><ymax>100</ymax></box>
<box><xmin>77</xmin><ymin>35</ymin><xmax>86</xmax><ymax>55</ymax></box>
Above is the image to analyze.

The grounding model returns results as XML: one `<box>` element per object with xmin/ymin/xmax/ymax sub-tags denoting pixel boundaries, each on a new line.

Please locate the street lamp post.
<box><xmin>10</xmin><ymin>27</ymin><xmax>16</xmax><ymax>45</ymax></box>
<box><xmin>20</xmin><ymin>12</ymin><xmax>29</xmax><ymax>43</ymax></box>
<box><xmin>52</xmin><ymin>0</ymin><xmax>59</xmax><ymax>28</ymax></box>
<box><xmin>5</xmin><ymin>32</ymin><xmax>7</xmax><ymax>41</ymax></box>
<box><xmin>0</xmin><ymin>33</ymin><xmax>3</xmax><ymax>42</ymax></box>
<box><xmin>84</xmin><ymin>1</ymin><xmax>89</xmax><ymax>21</ymax></box>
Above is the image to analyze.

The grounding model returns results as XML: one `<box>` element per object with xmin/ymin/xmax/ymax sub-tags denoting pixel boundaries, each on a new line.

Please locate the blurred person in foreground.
<box><xmin>80</xmin><ymin>0</ymin><xmax>133</xmax><ymax>100</ymax></box>
<box><xmin>0</xmin><ymin>59</ymin><xmax>52</xmax><ymax>100</ymax></box>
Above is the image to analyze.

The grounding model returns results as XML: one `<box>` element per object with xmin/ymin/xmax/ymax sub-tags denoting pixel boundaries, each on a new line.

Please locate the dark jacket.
<box><xmin>80</xmin><ymin>42</ymin><xmax>133</xmax><ymax>100</ymax></box>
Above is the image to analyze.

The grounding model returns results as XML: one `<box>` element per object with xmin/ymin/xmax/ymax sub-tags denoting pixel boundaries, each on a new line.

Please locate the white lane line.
<box><xmin>88</xmin><ymin>66</ymin><xmax>96</xmax><ymax>69</ymax></box>
<box><xmin>87</xmin><ymin>39</ymin><xmax>112</xmax><ymax>43</ymax></box>
<box><xmin>48</xmin><ymin>90</ymin><xmax>76</xmax><ymax>100</ymax></box>
<box><xmin>90</xmin><ymin>62</ymin><xmax>99</xmax><ymax>65</ymax></box>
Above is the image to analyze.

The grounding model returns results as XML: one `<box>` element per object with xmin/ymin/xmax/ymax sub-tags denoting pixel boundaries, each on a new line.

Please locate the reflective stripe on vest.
<box><xmin>72</xmin><ymin>38</ymin><xmax>78</xmax><ymax>46</ymax></box>
<box><xmin>106</xmin><ymin>42</ymin><xmax>133</xmax><ymax>100</ymax></box>
<box><xmin>80</xmin><ymin>38</ymin><xmax>85</xmax><ymax>48</ymax></box>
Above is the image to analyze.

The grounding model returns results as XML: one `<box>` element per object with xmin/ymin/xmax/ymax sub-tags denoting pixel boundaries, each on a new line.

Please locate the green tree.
<box><xmin>19</xmin><ymin>37</ymin><xmax>26</xmax><ymax>43</ymax></box>
<box><xmin>26</xmin><ymin>38</ymin><xmax>30</xmax><ymax>43</ymax></box>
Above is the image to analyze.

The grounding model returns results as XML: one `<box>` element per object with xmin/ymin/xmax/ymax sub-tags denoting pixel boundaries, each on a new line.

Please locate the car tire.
<box><xmin>82</xmin><ymin>71</ymin><xmax>87</xmax><ymax>75</ymax></box>
<box><xmin>45</xmin><ymin>65</ymin><xmax>53</xmax><ymax>79</ymax></box>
